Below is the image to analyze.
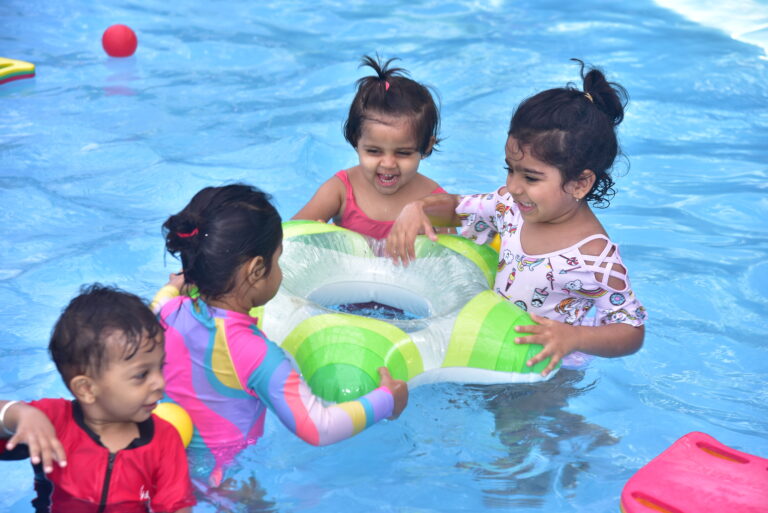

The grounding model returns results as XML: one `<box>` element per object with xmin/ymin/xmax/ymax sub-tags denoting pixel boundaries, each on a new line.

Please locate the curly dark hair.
<box><xmin>508</xmin><ymin>59</ymin><xmax>629</xmax><ymax>207</ymax></box>
<box><xmin>49</xmin><ymin>283</ymin><xmax>163</xmax><ymax>386</ymax></box>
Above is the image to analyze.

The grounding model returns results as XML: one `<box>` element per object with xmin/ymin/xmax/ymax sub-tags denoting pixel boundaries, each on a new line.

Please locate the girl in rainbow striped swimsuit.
<box><xmin>153</xmin><ymin>184</ymin><xmax>408</xmax><ymax>486</ymax></box>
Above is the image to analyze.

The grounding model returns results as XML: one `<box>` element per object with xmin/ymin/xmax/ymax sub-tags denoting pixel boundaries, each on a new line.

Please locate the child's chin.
<box><xmin>375</xmin><ymin>182</ymin><xmax>401</xmax><ymax>194</ymax></box>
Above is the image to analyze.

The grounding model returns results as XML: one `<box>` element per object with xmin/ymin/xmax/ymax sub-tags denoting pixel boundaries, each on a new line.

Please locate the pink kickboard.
<box><xmin>620</xmin><ymin>432</ymin><xmax>768</xmax><ymax>513</ymax></box>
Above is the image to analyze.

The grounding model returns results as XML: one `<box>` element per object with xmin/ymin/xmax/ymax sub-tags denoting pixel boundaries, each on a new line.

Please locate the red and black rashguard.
<box><xmin>0</xmin><ymin>398</ymin><xmax>195</xmax><ymax>513</ymax></box>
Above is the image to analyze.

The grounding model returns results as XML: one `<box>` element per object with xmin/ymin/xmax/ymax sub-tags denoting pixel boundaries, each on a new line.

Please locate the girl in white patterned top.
<box><xmin>386</xmin><ymin>60</ymin><xmax>646</xmax><ymax>376</ymax></box>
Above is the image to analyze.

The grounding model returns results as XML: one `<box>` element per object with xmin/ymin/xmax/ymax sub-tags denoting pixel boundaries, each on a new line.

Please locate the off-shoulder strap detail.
<box><xmin>577</xmin><ymin>234</ymin><xmax>628</xmax><ymax>290</ymax></box>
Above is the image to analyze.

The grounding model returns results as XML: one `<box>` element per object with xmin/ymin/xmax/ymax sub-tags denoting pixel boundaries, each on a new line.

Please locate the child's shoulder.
<box><xmin>27</xmin><ymin>397</ymin><xmax>70</xmax><ymax>416</ymax></box>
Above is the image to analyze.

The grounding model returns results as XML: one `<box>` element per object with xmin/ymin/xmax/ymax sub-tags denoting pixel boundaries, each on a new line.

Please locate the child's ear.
<box><xmin>69</xmin><ymin>375</ymin><xmax>97</xmax><ymax>404</ymax></box>
<box><xmin>245</xmin><ymin>256</ymin><xmax>267</xmax><ymax>284</ymax></box>
<box><xmin>568</xmin><ymin>169</ymin><xmax>596</xmax><ymax>200</ymax></box>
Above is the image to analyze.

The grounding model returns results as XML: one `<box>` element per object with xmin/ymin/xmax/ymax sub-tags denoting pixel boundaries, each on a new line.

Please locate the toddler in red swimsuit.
<box><xmin>0</xmin><ymin>284</ymin><xmax>195</xmax><ymax>513</ymax></box>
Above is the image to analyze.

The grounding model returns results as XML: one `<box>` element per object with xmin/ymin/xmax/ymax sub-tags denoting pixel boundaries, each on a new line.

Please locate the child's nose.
<box><xmin>381</xmin><ymin>153</ymin><xmax>396</xmax><ymax>168</ymax></box>
<box><xmin>507</xmin><ymin>172</ymin><xmax>523</xmax><ymax>194</ymax></box>
<box><xmin>153</xmin><ymin>372</ymin><xmax>166</xmax><ymax>391</ymax></box>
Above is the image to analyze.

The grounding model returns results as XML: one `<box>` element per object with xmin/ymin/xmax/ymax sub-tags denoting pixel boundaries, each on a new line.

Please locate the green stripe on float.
<box><xmin>282</xmin><ymin>219</ymin><xmax>351</xmax><ymax>239</ymax></box>
<box><xmin>466</xmin><ymin>299</ymin><xmax>519</xmax><ymax>369</ymax></box>
<box><xmin>444</xmin><ymin>290</ymin><xmax>557</xmax><ymax>375</ymax></box>
<box><xmin>282</xmin><ymin>313</ymin><xmax>423</xmax><ymax>381</ymax></box>
<box><xmin>493</xmin><ymin>303</ymin><xmax>547</xmax><ymax>373</ymax></box>
<box><xmin>308</xmin><ymin>364</ymin><xmax>377</xmax><ymax>403</ymax></box>
<box><xmin>281</xmin><ymin>220</ymin><xmax>373</xmax><ymax>256</ymax></box>
<box><xmin>443</xmin><ymin>291</ymin><xmax>499</xmax><ymax>367</ymax></box>
<box><xmin>301</xmin><ymin>338</ymin><xmax>393</xmax><ymax>381</ymax></box>
<box><xmin>433</xmin><ymin>234</ymin><xmax>498</xmax><ymax>287</ymax></box>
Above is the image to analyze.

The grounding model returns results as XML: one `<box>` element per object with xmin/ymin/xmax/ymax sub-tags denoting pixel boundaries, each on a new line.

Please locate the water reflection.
<box><xmin>464</xmin><ymin>369</ymin><xmax>618</xmax><ymax>508</ymax></box>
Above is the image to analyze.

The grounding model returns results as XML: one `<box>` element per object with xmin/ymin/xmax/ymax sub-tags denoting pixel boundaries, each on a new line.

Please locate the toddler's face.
<box><xmin>356</xmin><ymin>114</ymin><xmax>423</xmax><ymax>195</ymax></box>
<box><xmin>91</xmin><ymin>331</ymin><xmax>166</xmax><ymax>424</ymax></box>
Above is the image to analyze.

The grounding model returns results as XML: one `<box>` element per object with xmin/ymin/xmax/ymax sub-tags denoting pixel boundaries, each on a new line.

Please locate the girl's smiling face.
<box><xmin>355</xmin><ymin>114</ymin><xmax>425</xmax><ymax>195</ymax></box>
<box><xmin>504</xmin><ymin>136</ymin><xmax>583</xmax><ymax>224</ymax></box>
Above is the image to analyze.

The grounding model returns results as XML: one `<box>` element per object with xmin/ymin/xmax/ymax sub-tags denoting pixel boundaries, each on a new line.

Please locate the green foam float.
<box><xmin>261</xmin><ymin>221</ymin><xmax>558</xmax><ymax>402</ymax></box>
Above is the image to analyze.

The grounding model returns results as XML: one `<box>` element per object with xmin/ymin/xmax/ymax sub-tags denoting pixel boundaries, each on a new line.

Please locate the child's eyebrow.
<box><xmin>505</xmin><ymin>159</ymin><xmax>545</xmax><ymax>176</ymax></box>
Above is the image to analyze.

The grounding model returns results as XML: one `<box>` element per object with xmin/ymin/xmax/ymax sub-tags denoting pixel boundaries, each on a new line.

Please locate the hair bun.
<box><xmin>164</xmin><ymin>214</ymin><xmax>204</xmax><ymax>253</ymax></box>
<box><xmin>574</xmin><ymin>59</ymin><xmax>628</xmax><ymax>127</ymax></box>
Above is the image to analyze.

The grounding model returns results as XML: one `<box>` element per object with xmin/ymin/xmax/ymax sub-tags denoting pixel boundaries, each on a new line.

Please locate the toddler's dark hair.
<box><xmin>344</xmin><ymin>54</ymin><xmax>441</xmax><ymax>156</ymax></box>
<box><xmin>49</xmin><ymin>283</ymin><xmax>163</xmax><ymax>386</ymax></box>
<box><xmin>508</xmin><ymin>59</ymin><xmax>629</xmax><ymax>207</ymax></box>
<box><xmin>163</xmin><ymin>183</ymin><xmax>282</xmax><ymax>299</ymax></box>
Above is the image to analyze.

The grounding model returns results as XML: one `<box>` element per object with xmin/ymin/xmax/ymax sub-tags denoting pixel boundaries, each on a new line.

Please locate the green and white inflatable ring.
<box><xmin>256</xmin><ymin>220</ymin><xmax>559</xmax><ymax>403</ymax></box>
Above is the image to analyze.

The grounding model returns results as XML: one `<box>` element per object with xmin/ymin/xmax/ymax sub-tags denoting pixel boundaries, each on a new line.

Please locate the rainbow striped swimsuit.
<box><xmin>157</xmin><ymin>294</ymin><xmax>394</xmax><ymax>480</ymax></box>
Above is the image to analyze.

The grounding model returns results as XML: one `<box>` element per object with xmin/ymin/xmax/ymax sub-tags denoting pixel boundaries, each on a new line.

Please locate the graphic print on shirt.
<box><xmin>531</xmin><ymin>287</ymin><xmax>549</xmax><ymax>308</ymax></box>
<box><xmin>545</xmin><ymin>259</ymin><xmax>555</xmax><ymax>290</ymax></box>
<box><xmin>474</xmin><ymin>220</ymin><xmax>490</xmax><ymax>233</ymax></box>
<box><xmin>516</xmin><ymin>255</ymin><xmax>545</xmax><ymax>272</ymax></box>
<box><xmin>555</xmin><ymin>297</ymin><xmax>596</xmax><ymax>325</ymax></box>
<box><xmin>563</xmin><ymin>279</ymin><xmax>608</xmax><ymax>299</ymax></box>
<box><xmin>498</xmin><ymin>249</ymin><xmax>514</xmax><ymax>273</ymax></box>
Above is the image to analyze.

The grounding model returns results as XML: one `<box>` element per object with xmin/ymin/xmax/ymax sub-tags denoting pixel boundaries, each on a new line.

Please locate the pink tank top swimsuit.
<box><xmin>335</xmin><ymin>169</ymin><xmax>447</xmax><ymax>239</ymax></box>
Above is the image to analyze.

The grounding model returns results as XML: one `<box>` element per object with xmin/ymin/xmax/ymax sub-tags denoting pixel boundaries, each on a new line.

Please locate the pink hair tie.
<box><xmin>385</xmin><ymin>80</ymin><xmax>390</xmax><ymax>91</ymax></box>
<box><xmin>177</xmin><ymin>228</ymin><xmax>199</xmax><ymax>238</ymax></box>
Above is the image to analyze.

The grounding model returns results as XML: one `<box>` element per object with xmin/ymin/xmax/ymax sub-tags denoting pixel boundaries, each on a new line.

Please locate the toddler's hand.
<box><xmin>386</xmin><ymin>201</ymin><xmax>435</xmax><ymax>266</ymax></box>
<box><xmin>514</xmin><ymin>313</ymin><xmax>580</xmax><ymax>376</ymax></box>
<box><xmin>5</xmin><ymin>403</ymin><xmax>66</xmax><ymax>473</ymax></box>
<box><xmin>167</xmin><ymin>271</ymin><xmax>186</xmax><ymax>291</ymax></box>
<box><xmin>377</xmin><ymin>367</ymin><xmax>408</xmax><ymax>419</ymax></box>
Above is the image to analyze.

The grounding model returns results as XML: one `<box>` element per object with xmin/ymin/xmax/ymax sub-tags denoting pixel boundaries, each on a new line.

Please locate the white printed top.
<box><xmin>456</xmin><ymin>189</ymin><xmax>647</xmax><ymax>328</ymax></box>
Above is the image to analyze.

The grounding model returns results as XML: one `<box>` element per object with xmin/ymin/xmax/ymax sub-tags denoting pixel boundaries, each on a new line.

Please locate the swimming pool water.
<box><xmin>1</xmin><ymin>1</ymin><xmax>767</xmax><ymax>512</ymax></box>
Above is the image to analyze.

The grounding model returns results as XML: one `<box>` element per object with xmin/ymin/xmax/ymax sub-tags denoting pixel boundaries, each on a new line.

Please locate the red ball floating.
<box><xmin>102</xmin><ymin>24</ymin><xmax>138</xmax><ymax>58</ymax></box>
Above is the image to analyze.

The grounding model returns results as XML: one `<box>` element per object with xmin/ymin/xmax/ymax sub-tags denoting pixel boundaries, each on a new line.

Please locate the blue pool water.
<box><xmin>2</xmin><ymin>1</ymin><xmax>767</xmax><ymax>512</ymax></box>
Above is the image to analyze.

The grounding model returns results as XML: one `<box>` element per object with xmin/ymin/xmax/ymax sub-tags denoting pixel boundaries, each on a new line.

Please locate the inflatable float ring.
<box><xmin>257</xmin><ymin>221</ymin><xmax>559</xmax><ymax>402</ymax></box>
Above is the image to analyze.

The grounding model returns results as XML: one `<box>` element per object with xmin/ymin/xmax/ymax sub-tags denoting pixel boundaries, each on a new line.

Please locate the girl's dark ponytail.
<box><xmin>575</xmin><ymin>58</ymin><xmax>628</xmax><ymax>127</ymax></box>
<box><xmin>162</xmin><ymin>184</ymin><xmax>282</xmax><ymax>299</ymax></box>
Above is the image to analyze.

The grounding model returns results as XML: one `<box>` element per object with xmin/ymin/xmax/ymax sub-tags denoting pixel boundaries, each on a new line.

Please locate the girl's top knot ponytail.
<box><xmin>574</xmin><ymin>58</ymin><xmax>627</xmax><ymax>127</ymax></box>
<box><xmin>344</xmin><ymin>54</ymin><xmax>441</xmax><ymax>157</ymax></box>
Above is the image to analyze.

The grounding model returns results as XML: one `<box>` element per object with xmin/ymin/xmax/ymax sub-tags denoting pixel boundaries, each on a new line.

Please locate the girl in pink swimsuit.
<box><xmin>387</xmin><ymin>60</ymin><xmax>647</xmax><ymax>375</ymax></box>
<box><xmin>293</xmin><ymin>55</ymin><xmax>451</xmax><ymax>240</ymax></box>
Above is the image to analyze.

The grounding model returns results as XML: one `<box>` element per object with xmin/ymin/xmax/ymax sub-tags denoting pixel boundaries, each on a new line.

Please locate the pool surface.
<box><xmin>2</xmin><ymin>1</ymin><xmax>767</xmax><ymax>512</ymax></box>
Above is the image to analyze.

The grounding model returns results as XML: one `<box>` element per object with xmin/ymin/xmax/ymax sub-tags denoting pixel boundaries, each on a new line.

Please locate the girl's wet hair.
<box><xmin>163</xmin><ymin>183</ymin><xmax>282</xmax><ymax>299</ymax></box>
<box><xmin>344</xmin><ymin>54</ymin><xmax>441</xmax><ymax>156</ymax></box>
<box><xmin>508</xmin><ymin>59</ymin><xmax>629</xmax><ymax>207</ymax></box>
<box><xmin>49</xmin><ymin>283</ymin><xmax>163</xmax><ymax>385</ymax></box>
